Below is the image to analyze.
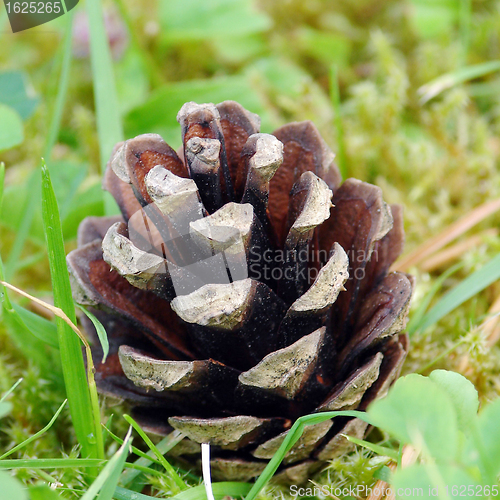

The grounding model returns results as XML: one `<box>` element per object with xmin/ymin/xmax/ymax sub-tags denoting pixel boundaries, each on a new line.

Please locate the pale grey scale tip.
<box><xmin>209</xmin><ymin>458</ymin><xmax>266</xmax><ymax>482</ymax></box>
<box><xmin>291</xmin><ymin>171</ymin><xmax>333</xmax><ymax>233</ymax></box>
<box><xmin>316</xmin><ymin>418</ymin><xmax>369</xmax><ymax>461</ymax></box>
<box><xmin>238</xmin><ymin>327</ymin><xmax>325</xmax><ymax>399</ymax></box>
<box><xmin>290</xmin><ymin>242</ymin><xmax>349</xmax><ymax>313</ymax></box>
<box><xmin>101</xmin><ymin>222</ymin><xmax>164</xmax><ymax>288</ymax></box>
<box><xmin>375</xmin><ymin>202</ymin><xmax>394</xmax><ymax>242</ymax></box>
<box><xmin>186</xmin><ymin>137</ymin><xmax>221</xmax><ymax>165</ymax></box>
<box><xmin>168</xmin><ymin>415</ymin><xmax>268</xmax><ymax>449</ymax></box>
<box><xmin>145</xmin><ymin>165</ymin><xmax>199</xmax><ymax>198</ymax></box>
<box><xmin>252</xmin><ymin>419</ymin><xmax>333</xmax><ymax>463</ymax></box>
<box><xmin>144</xmin><ymin>165</ymin><xmax>202</xmax><ymax>216</ymax></box>
<box><xmin>110</xmin><ymin>133</ymin><xmax>168</xmax><ymax>185</ymax></box>
<box><xmin>110</xmin><ymin>143</ymin><xmax>130</xmax><ymax>184</ymax></box>
<box><xmin>316</xmin><ymin>352</ymin><xmax>383</xmax><ymax>412</ymax></box>
<box><xmin>248</xmin><ymin>133</ymin><xmax>284</xmax><ymax>181</ymax></box>
<box><xmin>118</xmin><ymin>345</ymin><xmax>199</xmax><ymax>392</ymax></box>
<box><xmin>177</xmin><ymin>102</ymin><xmax>221</xmax><ymax>125</ymax></box>
<box><xmin>189</xmin><ymin>202</ymin><xmax>254</xmax><ymax>252</ymax></box>
<box><xmin>171</xmin><ymin>279</ymin><xmax>254</xmax><ymax>330</ymax></box>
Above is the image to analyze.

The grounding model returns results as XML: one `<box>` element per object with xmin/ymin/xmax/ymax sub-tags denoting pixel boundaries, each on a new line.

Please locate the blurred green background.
<box><xmin>2</xmin><ymin>0</ymin><xmax>500</xmax><ymax>252</ymax></box>
<box><xmin>1</xmin><ymin>0</ymin><xmax>500</xmax><ymax>495</ymax></box>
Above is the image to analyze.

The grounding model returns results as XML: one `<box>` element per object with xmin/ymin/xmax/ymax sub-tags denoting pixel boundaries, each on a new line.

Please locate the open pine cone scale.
<box><xmin>67</xmin><ymin>100</ymin><xmax>413</xmax><ymax>482</ymax></box>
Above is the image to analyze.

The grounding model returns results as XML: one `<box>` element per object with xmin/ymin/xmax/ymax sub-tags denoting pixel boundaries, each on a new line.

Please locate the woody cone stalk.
<box><xmin>67</xmin><ymin>101</ymin><xmax>413</xmax><ymax>483</ymax></box>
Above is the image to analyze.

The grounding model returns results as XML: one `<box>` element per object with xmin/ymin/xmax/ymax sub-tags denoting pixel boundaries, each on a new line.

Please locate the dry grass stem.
<box><xmin>400</xmin><ymin>445</ymin><xmax>419</xmax><ymax>467</ymax></box>
<box><xmin>0</xmin><ymin>280</ymin><xmax>98</xmax><ymax>390</ymax></box>
<box><xmin>29</xmin><ymin>299</ymin><xmax>56</xmax><ymax>321</ymax></box>
<box><xmin>419</xmin><ymin>229</ymin><xmax>498</xmax><ymax>272</ymax></box>
<box><xmin>366</xmin><ymin>462</ymin><xmax>396</xmax><ymax>500</ymax></box>
<box><xmin>366</xmin><ymin>445</ymin><xmax>418</xmax><ymax>500</ymax></box>
<box><xmin>484</xmin><ymin>295</ymin><xmax>500</xmax><ymax>347</ymax></box>
<box><xmin>393</xmin><ymin>199</ymin><xmax>500</xmax><ymax>272</ymax></box>
<box><xmin>1</xmin><ymin>280</ymin><xmax>87</xmax><ymax>347</ymax></box>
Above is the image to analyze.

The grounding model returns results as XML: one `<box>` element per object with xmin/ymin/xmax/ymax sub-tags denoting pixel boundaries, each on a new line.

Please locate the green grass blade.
<box><xmin>245</xmin><ymin>410</ymin><xmax>372</xmax><ymax>500</ymax></box>
<box><xmin>342</xmin><ymin>434</ymin><xmax>399</xmax><ymax>461</ymax></box>
<box><xmin>41</xmin><ymin>161</ymin><xmax>103</xmax><ymax>460</ymax></box>
<box><xmin>0</xmin><ymin>378</ymin><xmax>23</xmax><ymax>403</ymax></box>
<box><xmin>0</xmin><ymin>400</ymin><xmax>67</xmax><ymax>459</ymax></box>
<box><xmin>44</xmin><ymin>9</ymin><xmax>74</xmax><ymax>160</ymax></box>
<box><xmin>81</xmin><ymin>428</ymin><xmax>132</xmax><ymax>500</ymax></box>
<box><xmin>86</xmin><ymin>0</ymin><xmax>123</xmax><ymax>214</ymax></box>
<box><xmin>0</xmin><ymin>162</ymin><xmax>4</xmax><ymax>212</ymax></box>
<box><xmin>11</xmin><ymin>303</ymin><xmax>58</xmax><ymax>347</ymax></box>
<box><xmin>407</xmin><ymin>262</ymin><xmax>463</xmax><ymax>336</ymax></box>
<box><xmin>173</xmin><ymin>482</ymin><xmax>252</xmax><ymax>500</ymax></box>
<box><xmin>114</xmin><ymin>487</ymin><xmax>159</xmax><ymax>500</ymax></box>
<box><xmin>418</xmin><ymin>253</ymin><xmax>500</xmax><ymax>333</ymax></box>
<box><xmin>330</xmin><ymin>65</ymin><xmax>347</xmax><ymax>178</ymax></box>
<box><xmin>419</xmin><ymin>60</ymin><xmax>500</xmax><ymax>103</ymax></box>
<box><xmin>94</xmin><ymin>429</ymin><xmax>133</xmax><ymax>500</ymax></box>
<box><xmin>77</xmin><ymin>305</ymin><xmax>109</xmax><ymax>363</ymax></box>
<box><xmin>121</xmin><ymin>463</ymin><xmax>171</xmax><ymax>479</ymax></box>
<box><xmin>0</xmin><ymin>458</ymin><xmax>105</xmax><ymax>469</ymax></box>
<box><xmin>123</xmin><ymin>414</ymin><xmax>187</xmax><ymax>491</ymax></box>
<box><xmin>101</xmin><ymin>425</ymin><xmax>163</xmax><ymax>466</ymax></box>
<box><xmin>114</xmin><ymin>0</ymin><xmax>165</xmax><ymax>88</ymax></box>
<box><xmin>458</xmin><ymin>0</ymin><xmax>471</xmax><ymax>66</ymax></box>
<box><xmin>0</xmin><ymin>458</ymin><xmax>164</xmax><ymax>479</ymax></box>
<box><xmin>102</xmin><ymin>427</ymin><xmax>189</xmax><ymax>482</ymax></box>
<box><xmin>5</xmin><ymin>12</ymin><xmax>74</xmax><ymax>280</ymax></box>
<box><xmin>0</xmin><ymin>402</ymin><xmax>12</xmax><ymax>419</ymax></box>
<box><xmin>4</xmin><ymin>170</ymin><xmax>40</xmax><ymax>280</ymax></box>
<box><xmin>0</xmin><ymin>262</ymin><xmax>55</xmax><ymax>370</ymax></box>
<box><xmin>114</xmin><ymin>483</ymin><xmax>253</xmax><ymax>500</ymax></box>
<box><xmin>120</xmin><ymin>431</ymin><xmax>186</xmax><ymax>487</ymax></box>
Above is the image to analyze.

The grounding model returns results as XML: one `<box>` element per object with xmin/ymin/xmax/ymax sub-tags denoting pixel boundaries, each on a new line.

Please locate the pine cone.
<box><xmin>67</xmin><ymin>101</ymin><xmax>413</xmax><ymax>483</ymax></box>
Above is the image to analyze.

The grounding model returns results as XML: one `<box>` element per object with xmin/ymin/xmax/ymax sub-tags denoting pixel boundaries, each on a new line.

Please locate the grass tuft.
<box><xmin>418</xmin><ymin>253</ymin><xmax>500</xmax><ymax>334</ymax></box>
<box><xmin>123</xmin><ymin>414</ymin><xmax>187</xmax><ymax>492</ymax></box>
<box><xmin>86</xmin><ymin>0</ymin><xmax>124</xmax><ymax>215</ymax></box>
<box><xmin>0</xmin><ymin>399</ymin><xmax>67</xmax><ymax>460</ymax></box>
<box><xmin>41</xmin><ymin>160</ymin><xmax>103</xmax><ymax>461</ymax></box>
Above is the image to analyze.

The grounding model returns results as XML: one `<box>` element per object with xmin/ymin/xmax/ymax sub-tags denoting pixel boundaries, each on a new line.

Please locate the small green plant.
<box><xmin>370</xmin><ymin>371</ymin><xmax>500</xmax><ymax>497</ymax></box>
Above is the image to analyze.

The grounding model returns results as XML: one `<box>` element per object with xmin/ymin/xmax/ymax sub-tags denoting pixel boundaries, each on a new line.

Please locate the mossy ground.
<box><xmin>1</xmin><ymin>0</ymin><xmax>500</xmax><ymax>497</ymax></box>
